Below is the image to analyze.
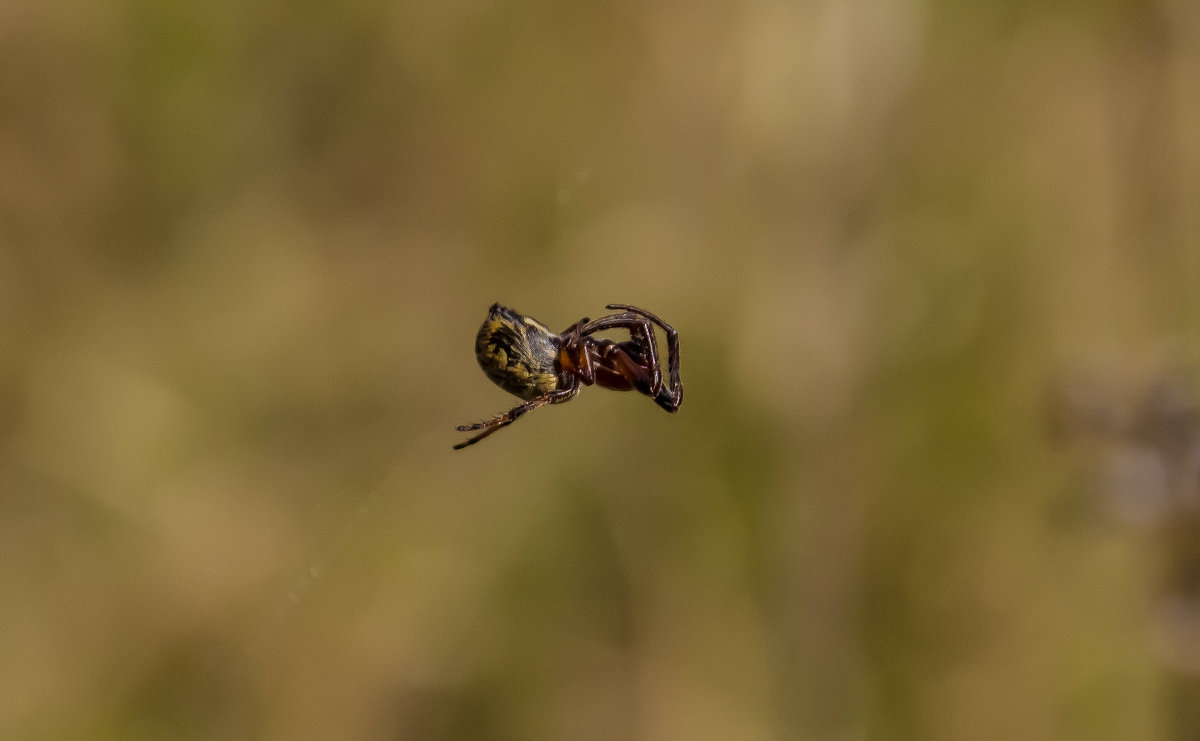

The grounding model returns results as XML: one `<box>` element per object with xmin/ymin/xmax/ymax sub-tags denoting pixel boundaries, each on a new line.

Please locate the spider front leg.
<box><xmin>576</xmin><ymin>313</ymin><xmax>663</xmax><ymax>395</ymax></box>
<box><xmin>453</xmin><ymin>383</ymin><xmax>578</xmax><ymax>450</ymax></box>
<box><xmin>605</xmin><ymin>304</ymin><xmax>682</xmax><ymax>412</ymax></box>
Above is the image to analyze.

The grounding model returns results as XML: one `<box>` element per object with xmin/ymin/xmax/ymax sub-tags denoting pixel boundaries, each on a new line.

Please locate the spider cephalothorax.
<box><xmin>454</xmin><ymin>303</ymin><xmax>682</xmax><ymax>449</ymax></box>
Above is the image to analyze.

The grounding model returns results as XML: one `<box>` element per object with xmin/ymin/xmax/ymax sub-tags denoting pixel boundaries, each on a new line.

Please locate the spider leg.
<box><xmin>453</xmin><ymin>381</ymin><xmax>579</xmax><ymax>450</ymax></box>
<box><xmin>561</xmin><ymin>317</ymin><xmax>590</xmax><ymax>335</ymax></box>
<box><xmin>604</xmin><ymin>304</ymin><xmax>682</xmax><ymax>412</ymax></box>
<box><xmin>576</xmin><ymin>313</ymin><xmax>663</xmax><ymax>395</ymax></box>
<box><xmin>597</xmin><ymin>341</ymin><xmax>657</xmax><ymax>394</ymax></box>
<box><xmin>559</xmin><ymin>319</ymin><xmax>598</xmax><ymax>385</ymax></box>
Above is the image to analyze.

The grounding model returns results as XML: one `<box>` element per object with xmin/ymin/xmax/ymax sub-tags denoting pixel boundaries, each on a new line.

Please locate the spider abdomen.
<box><xmin>474</xmin><ymin>304</ymin><xmax>562</xmax><ymax>400</ymax></box>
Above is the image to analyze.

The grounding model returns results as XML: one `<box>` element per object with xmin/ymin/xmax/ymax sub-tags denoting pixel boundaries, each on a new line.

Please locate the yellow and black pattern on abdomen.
<box><xmin>474</xmin><ymin>304</ymin><xmax>561</xmax><ymax>400</ymax></box>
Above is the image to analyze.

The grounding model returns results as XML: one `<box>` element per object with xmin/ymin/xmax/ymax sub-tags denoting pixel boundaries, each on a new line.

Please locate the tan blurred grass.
<box><xmin>2</xmin><ymin>0</ymin><xmax>1199</xmax><ymax>738</ymax></box>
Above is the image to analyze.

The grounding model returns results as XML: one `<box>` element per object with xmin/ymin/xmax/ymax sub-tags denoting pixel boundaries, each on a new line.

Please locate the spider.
<box><xmin>453</xmin><ymin>303</ymin><xmax>682</xmax><ymax>449</ymax></box>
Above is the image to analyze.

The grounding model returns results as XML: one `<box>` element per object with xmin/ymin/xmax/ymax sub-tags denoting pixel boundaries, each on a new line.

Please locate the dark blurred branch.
<box><xmin>1052</xmin><ymin>369</ymin><xmax>1200</xmax><ymax>734</ymax></box>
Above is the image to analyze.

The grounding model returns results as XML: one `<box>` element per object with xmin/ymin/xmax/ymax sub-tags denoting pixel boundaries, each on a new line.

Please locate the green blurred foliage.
<box><xmin>2</xmin><ymin>0</ymin><xmax>1199</xmax><ymax>738</ymax></box>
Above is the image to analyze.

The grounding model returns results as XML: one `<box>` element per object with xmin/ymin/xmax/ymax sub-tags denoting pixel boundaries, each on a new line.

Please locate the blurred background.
<box><xmin>3</xmin><ymin>0</ymin><xmax>1200</xmax><ymax>738</ymax></box>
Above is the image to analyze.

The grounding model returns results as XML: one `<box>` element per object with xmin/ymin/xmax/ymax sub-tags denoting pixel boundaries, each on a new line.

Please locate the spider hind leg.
<box><xmin>453</xmin><ymin>383</ymin><xmax>578</xmax><ymax>450</ymax></box>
